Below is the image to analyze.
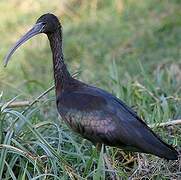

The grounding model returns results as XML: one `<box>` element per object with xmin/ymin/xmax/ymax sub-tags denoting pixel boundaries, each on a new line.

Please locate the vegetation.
<box><xmin>0</xmin><ymin>0</ymin><xmax>180</xmax><ymax>179</ymax></box>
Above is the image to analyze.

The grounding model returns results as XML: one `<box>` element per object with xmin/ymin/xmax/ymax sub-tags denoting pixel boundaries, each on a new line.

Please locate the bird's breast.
<box><xmin>57</xmin><ymin>104</ymin><xmax>115</xmax><ymax>143</ymax></box>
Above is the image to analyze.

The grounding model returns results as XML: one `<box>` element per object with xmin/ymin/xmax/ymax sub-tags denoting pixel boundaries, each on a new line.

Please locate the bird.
<box><xmin>4</xmin><ymin>13</ymin><xmax>178</xmax><ymax>160</ymax></box>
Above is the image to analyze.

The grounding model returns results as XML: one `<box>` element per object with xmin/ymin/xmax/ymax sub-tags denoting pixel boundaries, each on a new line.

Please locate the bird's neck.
<box><xmin>47</xmin><ymin>27</ymin><xmax>71</xmax><ymax>96</ymax></box>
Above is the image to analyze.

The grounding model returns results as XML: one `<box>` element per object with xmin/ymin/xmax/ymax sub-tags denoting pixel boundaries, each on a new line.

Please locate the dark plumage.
<box><xmin>4</xmin><ymin>13</ymin><xmax>178</xmax><ymax>160</ymax></box>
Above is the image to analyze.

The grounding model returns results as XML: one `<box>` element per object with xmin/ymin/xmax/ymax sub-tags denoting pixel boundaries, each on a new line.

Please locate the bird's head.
<box><xmin>36</xmin><ymin>13</ymin><xmax>61</xmax><ymax>34</ymax></box>
<box><xmin>4</xmin><ymin>13</ymin><xmax>61</xmax><ymax>67</ymax></box>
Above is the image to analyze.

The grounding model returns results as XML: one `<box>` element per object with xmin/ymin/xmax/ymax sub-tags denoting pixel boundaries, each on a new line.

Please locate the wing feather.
<box><xmin>57</xmin><ymin>84</ymin><xmax>177</xmax><ymax>159</ymax></box>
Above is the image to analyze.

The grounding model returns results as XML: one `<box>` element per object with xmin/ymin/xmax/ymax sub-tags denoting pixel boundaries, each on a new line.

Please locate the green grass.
<box><xmin>0</xmin><ymin>0</ymin><xmax>180</xmax><ymax>179</ymax></box>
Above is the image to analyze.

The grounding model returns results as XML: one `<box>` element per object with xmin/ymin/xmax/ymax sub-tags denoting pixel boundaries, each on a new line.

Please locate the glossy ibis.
<box><xmin>4</xmin><ymin>13</ymin><xmax>178</xmax><ymax>160</ymax></box>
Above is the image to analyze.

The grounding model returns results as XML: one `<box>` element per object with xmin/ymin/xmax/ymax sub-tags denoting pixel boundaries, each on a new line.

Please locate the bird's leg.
<box><xmin>103</xmin><ymin>149</ymin><xmax>118</xmax><ymax>180</ymax></box>
<box><xmin>96</xmin><ymin>144</ymin><xmax>117</xmax><ymax>180</ymax></box>
<box><xmin>96</xmin><ymin>143</ymin><xmax>103</xmax><ymax>152</ymax></box>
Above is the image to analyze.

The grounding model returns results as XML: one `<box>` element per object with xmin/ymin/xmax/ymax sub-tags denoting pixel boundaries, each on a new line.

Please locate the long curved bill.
<box><xmin>4</xmin><ymin>22</ymin><xmax>45</xmax><ymax>67</ymax></box>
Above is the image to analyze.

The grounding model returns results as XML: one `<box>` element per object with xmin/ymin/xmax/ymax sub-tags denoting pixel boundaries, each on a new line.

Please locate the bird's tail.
<box><xmin>150</xmin><ymin>136</ymin><xmax>178</xmax><ymax>160</ymax></box>
<box><xmin>140</xmin><ymin>128</ymin><xmax>178</xmax><ymax>160</ymax></box>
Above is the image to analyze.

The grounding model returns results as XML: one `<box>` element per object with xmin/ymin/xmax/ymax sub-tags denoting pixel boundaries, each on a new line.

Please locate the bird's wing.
<box><xmin>58</xmin><ymin>88</ymin><xmax>122</xmax><ymax>145</ymax></box>
<box><xmin>58</xmin><ymin>85</ymin><xmax>178</xmax><ymax>159</ymax></box>
<box><xmin>58</xmin><ymin>85</ymin><xmax>145</xmax><ymax>146</ymax></box>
